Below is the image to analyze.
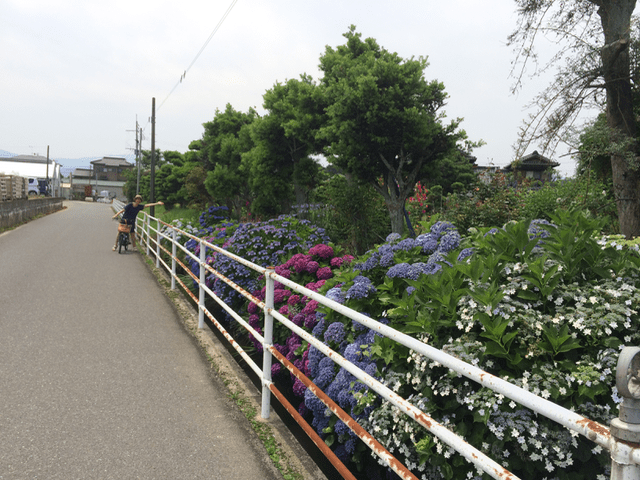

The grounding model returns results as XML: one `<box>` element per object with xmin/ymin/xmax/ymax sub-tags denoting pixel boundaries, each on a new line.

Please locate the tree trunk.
<box><xmin>386</xmin><ymin>197</ymin><xmax>406</xmax><ymax>235</ymax></box>
<box><xmin>597</xmin><ymin>0</ymin><xmax>640</xmax><ymax>238</ymax></box>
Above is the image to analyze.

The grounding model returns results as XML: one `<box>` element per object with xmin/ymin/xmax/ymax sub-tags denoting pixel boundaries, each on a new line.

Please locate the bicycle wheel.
<box><xmin>118</xmin><ymin>233</ymin><xmax>125</xmax><ymax>254</ymax></box>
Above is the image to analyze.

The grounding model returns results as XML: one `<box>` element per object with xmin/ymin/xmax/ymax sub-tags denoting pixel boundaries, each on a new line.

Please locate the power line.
<box><xmin>158</xmin><ymin>0</ymin><xmax>239</xmax><ymax>111</ymax></box>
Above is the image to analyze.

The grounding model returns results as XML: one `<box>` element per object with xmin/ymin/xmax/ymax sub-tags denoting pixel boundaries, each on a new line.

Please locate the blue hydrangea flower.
<box><xmin>314</xmin><ymin>357</ymin><xmax>336</xmax><ymax>388</ymax></box>
<box><xmin>386</xmin><ymin>263</ymin><xmax>421</xmax><ymax>280</ymax></box>
<box><xmin>393</xmin><ymin>238</ymin><xmax>417</xmax><ymax>252</ymax></box>
<box><xmin>415</xmin><ymin>232</ymin><xmax>439</xmax><ymax>253</ymax></box>
<box><xmin>457</xmin><ymin>248</ymin><xmax>474</xmax><ymax>262</ymax></box>
<box><xmin>528</xmin><ymin>219</ymin><xmax>556</xmax><ymax>239</ymax></box>
<box><xmin>326</xmin><ymin>286</ymin><xmax>345</xmax><ymax>304</ymax></box>
<box><xmin>385</xmin><ymin>232</ymin><xmax>401</xmax><ymax>243</ymax></box>
<box><xmin>345</xmin><ymin>276</ymin><xmax>377</xmax><ymax>300</ymax></box>
<box><xmin>324</xmin><ymin>322</ymin><xmax>346</xmax><ymax>344</ymax></box>
<box><xmin>437</xmin><ymin>231</ymin><xmax>461</xmax><ymax>253</ymax></box>
<box><xmin>430</xmin><ymin>221</ymin><xmax>457</xmax><ymax>237</ymax></box>
<box><xmin>357</xmin><ymin>254</ymin><xmax>380</xmax><ymax>272</ymax></box>
<box><xmin>379</xmin><ymin>252</ymin><xmax>395</xmax><ymax>267</ymax></box>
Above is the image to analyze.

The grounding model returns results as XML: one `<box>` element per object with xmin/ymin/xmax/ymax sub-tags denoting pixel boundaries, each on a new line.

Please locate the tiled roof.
<box><xmin>90</xmin><ymin>157</ymin><xmax>132</xmax><ymax>167</ymax></box>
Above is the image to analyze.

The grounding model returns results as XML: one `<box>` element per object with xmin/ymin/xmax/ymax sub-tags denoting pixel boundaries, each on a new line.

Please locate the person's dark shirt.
<box><xmin>122</xmin><ymin>203</ymin><xmax>145</xmax><ymax>222</ymax></box>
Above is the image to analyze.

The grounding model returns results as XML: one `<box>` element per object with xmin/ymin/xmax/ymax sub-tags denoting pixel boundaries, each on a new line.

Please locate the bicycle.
<box><xmin>116</xmin><ymin>221</ymin><xmax>131</xmax><ymax>254</ymax></box>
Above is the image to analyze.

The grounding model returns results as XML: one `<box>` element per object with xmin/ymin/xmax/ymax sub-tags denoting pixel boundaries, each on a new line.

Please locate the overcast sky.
<box><xmin>1</xmin><ymin>0</ymin><xmax>621</xmax><ymax>176</ymax></box>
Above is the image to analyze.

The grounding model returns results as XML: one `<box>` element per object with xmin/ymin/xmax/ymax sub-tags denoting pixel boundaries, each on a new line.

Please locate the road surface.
<box><xmin>0</xmin><ymin>201</ymin><xmax>286</xmax><ymax>480</ymax></box>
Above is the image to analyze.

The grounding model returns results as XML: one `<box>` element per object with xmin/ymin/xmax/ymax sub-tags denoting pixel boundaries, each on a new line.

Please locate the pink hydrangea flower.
<box><xmin>305</xmin><ymin>261</ymin><xmax>319</xmax><ymax>274</ymax></box>
<box><xmin>308</xmin><ymin>244</ymin><xmax>334</xmax><ymax>260</ymax></box>
<box><xmin>316</xmin><ymin>267</ymin><xmax>333</xmax><ymax>280</ymax></box>
<box><xmin>247</xmin><ymin>302</ymin><xmax>259</xmax><ymax>314</ymax></box>
<box><xmin>293</xmin><ymin>255</ymin><xmax>312</xmax><ymax>273</ymax></box>
<box><xmin>288</xmin><ymin>294</ymin><xmax>301</xmax><ymax>306</ymax></box>
<box><xmin>302</xmin><ymin>300</ymin><xmax>319</xmax><ymax>315</ymax></box>
<box><xmin>248</xmin><ymin>314</ymin><xmax>260</xmax><ymax>329</ymax></box>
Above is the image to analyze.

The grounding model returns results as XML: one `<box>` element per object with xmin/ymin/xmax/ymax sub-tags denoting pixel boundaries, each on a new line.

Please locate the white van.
<box><xmin>27</xmin><ymin>178</ymin><xmax>41</xmax><ymax>195</ymax></box>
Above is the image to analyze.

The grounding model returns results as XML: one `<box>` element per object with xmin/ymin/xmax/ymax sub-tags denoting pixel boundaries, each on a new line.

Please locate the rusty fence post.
<box><xmin>171</xmin><ymin>228</ymin><xmax>177</xmax><ymax>290</ymax></box>
<box><xmin>610</xmin><ymin>346</ymin><xmax>640</xmax><ymax>480</ymax></box>
<box><xmin>198</xmin><ymin>240</ymin><xmax>206</xmax><ymax>330</ymax></box>
<box><xmin>261</xmin><ymin>267</ymin><xmax>275</xmax><ymax>419</ymax></box>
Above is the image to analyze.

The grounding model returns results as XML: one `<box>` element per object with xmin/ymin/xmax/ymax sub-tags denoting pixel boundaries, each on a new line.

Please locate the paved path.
<box><xmin>0</xmin><ymin>201</ymin><xmax>283</xmax><ymax>480</ymax></box>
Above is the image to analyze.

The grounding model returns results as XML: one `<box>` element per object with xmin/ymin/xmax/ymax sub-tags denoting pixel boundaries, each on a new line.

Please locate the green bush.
<box><xmin>308</xmin><ymin>174</ymin><xmax>390</xmax><ymax>255</ymax></box>
<box><xmin>343</xmin><ymin>210</ymin><xmax>640</xmax><ymax>479</ymax></box>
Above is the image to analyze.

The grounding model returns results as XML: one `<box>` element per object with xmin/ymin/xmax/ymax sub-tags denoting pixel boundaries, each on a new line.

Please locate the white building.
<box><xmin>0</xmin><ymin>154</ymin><xmax>62</xmax><ymax>196</ymax></box>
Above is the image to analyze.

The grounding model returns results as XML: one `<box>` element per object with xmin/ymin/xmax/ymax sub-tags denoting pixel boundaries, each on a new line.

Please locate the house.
<box><xmin>90</xmin><ymin>157</ymin><xmax>133</xmax><ymax>182</ymax></box>
<box><xmin>69</xmin><ymin>157</ymin><xmax>132</xmax><ymax>200</ymax></box>
<box><xmin>0</xmin><ymin>154</ymin><xmax>62</xmax><ymax>196</ymax></box>
<box><xmin>503</xmin><ymin>150</ymin><xmax>560</xmax><ymax>183</ymax></box>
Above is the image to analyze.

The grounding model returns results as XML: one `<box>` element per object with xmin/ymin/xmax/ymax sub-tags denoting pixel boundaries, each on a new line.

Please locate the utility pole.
<box><xmin>150</xmin><ymin>97</ymin><xmax>156</xmax><ymax>218</ymax></box>
<box><xmin>136</xmin><ymin>119</ymin><xmax>141</xmax><ymax>196</ymax></box>
<box><xmin>127</xmin><ymin>115</ymin><xmax>142</xmax><ymax>195</ymax></box>
<box><xmin>45</xmin><ymin>145</ymin><xmax>50</xmax><ymax>197</ymax></box>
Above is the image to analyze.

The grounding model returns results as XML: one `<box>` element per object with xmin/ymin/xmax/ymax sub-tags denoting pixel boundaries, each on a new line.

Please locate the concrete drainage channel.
<box><xmin>141</xmin><ymin>255</ymin><xmax>332</xmax><ymax>480</ymax></box>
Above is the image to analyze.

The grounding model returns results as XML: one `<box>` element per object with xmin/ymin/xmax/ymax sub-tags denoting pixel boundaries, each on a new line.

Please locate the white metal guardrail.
<box><xmin>112</xmin><ymin>202</ymin><xmax>640</xmax><ymax>480</ymax></box>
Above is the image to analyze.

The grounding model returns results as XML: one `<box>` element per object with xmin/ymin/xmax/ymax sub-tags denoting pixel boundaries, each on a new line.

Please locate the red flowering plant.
<box><xmin>245</xmin><ymin>243</ymin><xmax>354</xmax><ymax>400</ymax></box>
<box><xmin>405</xmin><ymin>181</ymin><xmax>429</xmax><ymax>225</ymax></box>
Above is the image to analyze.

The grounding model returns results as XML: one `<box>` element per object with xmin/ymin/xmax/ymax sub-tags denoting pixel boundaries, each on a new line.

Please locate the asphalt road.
<box><xmin>0</xmin><ymin>201</ymin><xmax>284</xmax><ymax>480</ymax></box>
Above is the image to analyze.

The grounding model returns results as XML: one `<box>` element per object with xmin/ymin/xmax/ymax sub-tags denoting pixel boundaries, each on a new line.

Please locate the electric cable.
<box><xmin>158</xmin><ymin>0</ymin><xmax>239</xmax><ymax>111</ymax></box>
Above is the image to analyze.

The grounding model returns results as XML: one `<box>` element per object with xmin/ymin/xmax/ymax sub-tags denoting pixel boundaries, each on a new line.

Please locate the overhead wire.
<box><xmin>158</xmin><ymin>0</ymin><xmax>239</xmax><ymax>112</ymax></box>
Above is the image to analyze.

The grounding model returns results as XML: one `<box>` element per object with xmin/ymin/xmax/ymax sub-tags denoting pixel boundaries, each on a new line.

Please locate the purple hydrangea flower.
<box><xmin>305</xmin><ymin>260</ymin><xmax>320</xmax><ymax>274</ymax></box>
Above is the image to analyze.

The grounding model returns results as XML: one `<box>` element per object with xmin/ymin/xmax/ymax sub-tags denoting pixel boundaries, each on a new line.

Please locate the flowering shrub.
<box><xmin>171</xmin><ymin>204</ymin><xmax>638</xmax><ymax>479</ymax></box>
<box><xmin>206</xmin><ymin>215</ymin><xmax>332</xmax><ymax>322</ymax></box>
<box><xmin>354</xmin><ymin>210</ymin><xmax>640</xmax><ymax>479</ymax></box>
<box><xmin>295</xmin><ymin>221</ymin><xmax>471</xmax><ymax>470</ymax></box>
<box><xmin>406</xmin><ymin>181</ymin><xmax>430</xmax><ymax>224</ymax></box>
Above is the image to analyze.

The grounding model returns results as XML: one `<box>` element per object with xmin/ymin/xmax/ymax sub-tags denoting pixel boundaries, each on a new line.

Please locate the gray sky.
<box><xmin>1</xmin><ymin>0</ymin><xmax>614</xmax><ymax>175</ymax></box>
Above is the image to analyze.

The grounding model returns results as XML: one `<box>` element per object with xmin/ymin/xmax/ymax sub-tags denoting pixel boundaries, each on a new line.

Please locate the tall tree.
<box><xmin>318</xmin><ymin>26</ymin><xmax>468</xmax><ymax>234</ymax></box>
<box><xmin>509</xmin><ymin>0</ymin><xmax>640</xmax><ymax>237</ymax></box>
<box><xmin>197</xmin><ymin>104</ymin><xmax>257</xmax><ymax>218</ymax></box>
<box><xmin>262</xmin><ymin>75</ymin><xmax>324</xmax><ymax>206</ymax></box>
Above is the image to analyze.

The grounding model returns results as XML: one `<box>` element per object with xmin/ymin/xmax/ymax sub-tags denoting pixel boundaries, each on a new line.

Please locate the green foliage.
<box><xmin>308</xmin><ymin>173</ymin><xmax>390</xmax><ymax>254</ymax></box>
<box><xmin>200</xmin><ymin>104</ymin><xmax>257</xmax><ymax>218</ymax></box>
<box><xmin>519</xmin><ymin>173</ymin><xmax>617</xmax><ymax>226</ymax></box>
<box><xmin>354</xmin><ymin>210</ymin><xmax>640</xmax><ymax>479</ymax></box>
<box><xmin>437</xmin><ymin>173</ymin><xmax>526</xmax><ymax>232</ymax></box>
<box><xmin>317</xmin><ymin>25</ymin><xmax>468</xmax><ymax>234</ymax></box>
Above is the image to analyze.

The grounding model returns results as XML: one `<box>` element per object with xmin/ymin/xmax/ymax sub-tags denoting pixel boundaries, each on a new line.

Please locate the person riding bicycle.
<box><xmin>112</xmin><ymin>195</ymin><xmax>164</xmax><ymax>251</ymax></box>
